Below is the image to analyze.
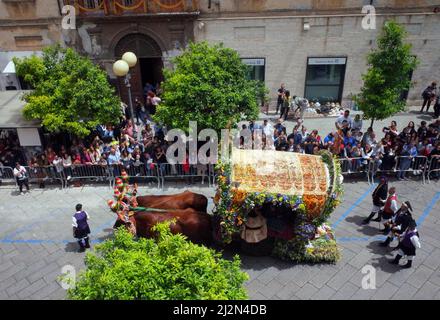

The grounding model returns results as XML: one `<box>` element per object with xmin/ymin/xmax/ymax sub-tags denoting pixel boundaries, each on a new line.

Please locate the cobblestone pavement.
<box><xmin>0</xmin><ymin>177</ymin><xmax>439</xmax><ymax>300</ymax></box>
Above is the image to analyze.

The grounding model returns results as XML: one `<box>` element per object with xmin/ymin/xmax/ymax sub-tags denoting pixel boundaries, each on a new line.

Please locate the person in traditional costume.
<box><xmin>72</xmin><ymin>204</ymin><xmax>91</xmax><ymax>252</ymax></box>
<box><xmin>380</xmin><ymin>201</ymin><xmax>413</xmax><ymax>247</ymax></box>
<box><xmin>389</xmin><ymin>220</ymin><xmax>421</xmax><ymax>268</ymax></box>
<box><xmin>376</xmin><ymin>186</ymin><xmax>398</xmax><ymax>225</ymax></box>
<box><xmin>363</xmin><ymin>177</ymin><xmax>388</xmax><ymax>224</ymax></box>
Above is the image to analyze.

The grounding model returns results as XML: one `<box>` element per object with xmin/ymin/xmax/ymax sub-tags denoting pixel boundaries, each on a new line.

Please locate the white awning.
<box><xmin>0</xmin><ymin>50</ymin><xmax>42</xmax><ymax>75</ymax></box>
<box><xmin>2</xmin><ymin>60</ymin><xmax>16</xmax><ymax>74</ymax></box>
<box><xmin>0</xmin><ymin>90</ymin><xmax>40</xmax><ymax>128</ymax></box>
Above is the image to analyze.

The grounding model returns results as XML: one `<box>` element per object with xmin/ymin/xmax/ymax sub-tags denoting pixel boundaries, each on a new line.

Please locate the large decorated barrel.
<box><xmin>213</xmin><ymin>148</ymin><xmax>343</xmax><ymax>263</ymax></box>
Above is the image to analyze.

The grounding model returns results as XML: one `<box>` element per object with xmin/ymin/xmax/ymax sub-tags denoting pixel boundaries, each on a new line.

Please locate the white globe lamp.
<box><xmin>113</xmin><ymin>60</ymin><xmax>129</xmax><ymax>77</ymax></box>
<box><xmin>122</xmin><ymin>52</ymin><xmax>137</xmax><ymax>68</ymax></box>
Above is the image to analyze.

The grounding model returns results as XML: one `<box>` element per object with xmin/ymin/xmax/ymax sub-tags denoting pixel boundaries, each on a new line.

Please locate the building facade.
<box><xmin>0</xmin><ymin>0</ymin><xmax>439</xmax><ymax>106</ymax></box>
<box><xmin>0</xmin><ymin>0</ymin><xmax>64</xmax><ymax>90</ymax></box>
<box><xmin>195</xmin><ymin>0</ymin><xmax>440</xmax><ymax>106</ymax></box>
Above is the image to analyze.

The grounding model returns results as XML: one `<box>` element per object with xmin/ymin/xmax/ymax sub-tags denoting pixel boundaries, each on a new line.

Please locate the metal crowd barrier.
<box><xmin>110</xmin><ymin>164</ymin><xmax>161</xmax><ymax>189</ymax></box>
<box><xmin>0</xmin><ymin>166</ymin><xmax>17</xmax><ymax>185</ymax></box>
<box><xmin>69</xmin><ymin>164</ymin><xmax>112</xmax><ymax>187</ymax></box>
<box><xmin>25</xmin><ymin>166</ymin><xmax>66</xmax><ymax>189</ymax></box>
<box><xmin>160</xmin><ymin>163</ymin><xmax>211</xmax><ymax>189</ymax></box>
<box><xmin>337</xmin><ymin>157</ymin><xmax>371</xmax><ymax>184</ymax></box>
<box><xmin>2</xmin><ymin>156</ymin><xmax>433</xmax><ymax>191</ymax></box>
<box><xmin>370</xmin><ymin>156</ymin><xmax>428</xmax><ymax>184</ymax></box>
<box><xmin>427</xmin><ymin>156</ymin><xmax>440</xmax><ymax>183</ymax></box>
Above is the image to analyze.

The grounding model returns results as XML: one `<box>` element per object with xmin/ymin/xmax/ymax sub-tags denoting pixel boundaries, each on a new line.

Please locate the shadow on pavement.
<box><xmin>346</xmin><ymin>215</ymin><xmax>386</xmax><ymax>236</ymax></box>
<box><xmin>366</xmin><ymin>241</ymin><xmax>400</xmax><ymax>274</ymax></box>
<box><xmin>64</xmin><ymin>242</ymin><xmax>80</xmax><ymax>253</ymax></box>
<box><xmin>219</xmin><ymin>241</ymin><xmax>332</xmax><ymax>271</ymax></box>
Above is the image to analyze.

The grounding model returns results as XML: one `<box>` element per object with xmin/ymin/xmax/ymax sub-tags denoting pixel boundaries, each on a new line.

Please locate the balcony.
<box><xmin>62</xmin><ymin>0</ymin><xmax>199</xmax><ymax>16</ymax></box>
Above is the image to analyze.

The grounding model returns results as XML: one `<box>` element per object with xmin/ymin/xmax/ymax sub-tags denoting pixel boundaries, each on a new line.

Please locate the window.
<box><xmin>241</xmin><ymin>58</ymin><xmax>265</xmax><ymax>82</ymax></box>
<box><xmin>304</xmin><ymin>57</ymin><xmax>347</xmax><ymax>103</ymax></box>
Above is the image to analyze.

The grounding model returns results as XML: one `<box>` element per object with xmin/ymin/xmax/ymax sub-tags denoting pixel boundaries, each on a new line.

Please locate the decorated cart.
<box><xmin>213</xmin><ymin>148</ymin><xmax>343</xmax><ymax>263</ymax></box>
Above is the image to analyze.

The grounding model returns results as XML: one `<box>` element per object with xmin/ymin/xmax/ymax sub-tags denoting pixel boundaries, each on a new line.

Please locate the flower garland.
<box><xmin>313</xmin><ymin>150</ymin><xmax>344</xmax><ymax>226</ymax></box>
<box><xmin>213</xmin><ymin>153</ymin><xmax>343</xmax><ymax>263</ymax></box>
<box><xmin>107</xmin><ymin>170</ymin><xmax>139</xmax><ymax>220</ymax></box>
<box><xmin>214</xmin><ymin>162</ymin><xmax>305</xmax><ymax>244</ymax></box>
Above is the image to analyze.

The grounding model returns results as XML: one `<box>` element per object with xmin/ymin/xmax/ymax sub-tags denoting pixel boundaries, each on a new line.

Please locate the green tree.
<box><xmin>355</xmin><ymin>21</ymin><xmax>418</xmax><ymax>127</ymax></box>
<box><xmin>14</xmin><ymin>45</ymin><xmax>121</xmax><ymax>137</ymax></box>
<box><xmin>66</xmin><ymin>224</ymin><xmax>249</xmax><ymax>300</ymax></box>
<box><xmin>154</xmin><ymin>41</ymin><xmax>267</xmax><ymax>132</ymax></box>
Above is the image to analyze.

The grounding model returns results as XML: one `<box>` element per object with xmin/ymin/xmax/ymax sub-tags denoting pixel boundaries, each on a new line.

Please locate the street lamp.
<box><xmin>113</xmin><ymin>51</ymin><xmax>138</xmax><ymax>139</ymax></box>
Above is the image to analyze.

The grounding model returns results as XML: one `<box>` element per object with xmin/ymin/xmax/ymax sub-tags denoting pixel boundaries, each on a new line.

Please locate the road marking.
<box><xmin>2</xmin><ymin>190</ymin><xmax>438</xmax><ymax>245</ymax></box>
<box><xmin>332</xmin><ymin>184</ymin><xmax>377</xmax><ymax>229</ymax></box>
<box><xmin>416</xmin><ymin>192</ymin><xmax>440</xmax><ymax>226</ymax></box>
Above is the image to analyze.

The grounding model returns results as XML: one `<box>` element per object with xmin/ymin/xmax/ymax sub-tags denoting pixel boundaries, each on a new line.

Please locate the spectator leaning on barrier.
<box><xmin>429</xmin><ymin>142</ymin><xmax>440</xmax><ymax>180</ymax></box>
<box><xmin>397</xmin><ymin>142</ymin><xmax>418</xmax><ymax>180</ymax></box>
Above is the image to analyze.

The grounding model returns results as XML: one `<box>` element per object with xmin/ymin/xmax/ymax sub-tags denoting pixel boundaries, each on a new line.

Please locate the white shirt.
<box><xmin>389</xmin><ymin>198</ymin><xmax>398</xmax><ymax>214</ymax></box>
<box><xmin>52</xmin><ymin>158</ymin><xmax>64</xmax><ymax>173</ymax></box>
<box><xmin>151</xmin><ymin>97</ymin><xmax>161</xmax><ymax>106</ymax></box>
<box><xmin>13</xmin><ymin>166</ymin><xmax>27</xmax><ymax>179</ymax></box>
<box><xmin>336</xmin><ymin>115</ymin><xmax>353</xmax><ymax>128</ymax></box>
<box><xmin>263</xmin><ymin>123</ymin><xmax>273</xmax><ymax>137</ymax></box>
<box><xmin>401</xmin><ymin>229</ymin><xmax>421</xmax><ymax>249</ymax></box>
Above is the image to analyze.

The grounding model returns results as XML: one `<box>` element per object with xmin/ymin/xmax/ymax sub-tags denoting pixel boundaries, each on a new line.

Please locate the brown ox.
<box><xmin>136</xmin><ymin>191</ymin><xmax>208</xmax><ymax>212</ymax></box>
<box><xmin>114</xmin><ymin>208</ymin><xmax>213</xmax><ymax>245</ymax></box>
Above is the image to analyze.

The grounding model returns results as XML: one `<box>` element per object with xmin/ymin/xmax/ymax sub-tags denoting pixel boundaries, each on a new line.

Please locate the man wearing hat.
<box><xmin>363</xmin><ymin>176</ymin><xmax>388</xmax><ymax>224</ymax></box>
<box><xmin>389</xmin><ymin>219</ymin><xmax>421</xmax><ymax>268</ymax></box>
<box><xmin>72</xmin><ymin>203</ymin><xmax>91</xmax><ymax>252</ymax></box>
<box><xmin>380</xmin><ymin>201</ymin><xmax>413</xmax><ymax>247</ymax></box>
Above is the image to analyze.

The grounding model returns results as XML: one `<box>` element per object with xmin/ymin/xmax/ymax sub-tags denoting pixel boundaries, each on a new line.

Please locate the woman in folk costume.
<box><xmin>72</xmin><ymin>203</ymin><xmax>91</xmax><ymax>252</ymax></box>
<box><xmin>363</xmin><ymin>176</ymin><xmax>388</xmax><ymax>224</ymax></box>
<box><xmin>380</xmin><ymin>200</ymin><xmax>413</xmax><ymax>247</ymax></box>
<box><xmin>389</xmin><ymin>219</ymin><xmax>421</xmax><ymax>268</ymax></box>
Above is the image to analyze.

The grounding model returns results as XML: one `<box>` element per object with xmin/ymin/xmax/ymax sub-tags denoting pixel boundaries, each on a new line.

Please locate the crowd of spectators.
<box><xmin>240</xmin><ymin>110</ymin><xmax>440</xmax><ymax>180</ymax></box>
<box><xmin>2</xmin><ymin>107</ymin><xmax>440</xmax><ymax>187</ymax></box>
<box><xmin>0</xmin><ymin>129</ymin><xmax>26</xmax><ymax>168</ymax></box>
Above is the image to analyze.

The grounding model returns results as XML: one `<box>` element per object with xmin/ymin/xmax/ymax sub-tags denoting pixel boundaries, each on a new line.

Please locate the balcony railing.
<box><xmin>62</xmin><ymin>0</ymin><xmax>199</xmax><ymax>16</ymax></box>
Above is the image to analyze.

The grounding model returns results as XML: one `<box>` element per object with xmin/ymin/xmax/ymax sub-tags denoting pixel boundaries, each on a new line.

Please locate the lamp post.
<box><xmin>113</xmin><ymin>52</ymin><xmax>138</xmax><ymax>140</ymax></box>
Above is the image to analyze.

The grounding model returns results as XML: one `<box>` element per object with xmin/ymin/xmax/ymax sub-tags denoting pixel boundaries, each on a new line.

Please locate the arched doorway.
<box><xmin>114</xmin><ymin>33</ymin><xmax>163</xmax><ymax>104</ymax></box>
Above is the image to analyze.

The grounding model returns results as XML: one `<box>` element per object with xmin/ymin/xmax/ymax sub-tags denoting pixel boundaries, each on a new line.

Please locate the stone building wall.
<box><xmin>195</xmin><ymin>0</ymin><xmax>440</xmax><ymax>106</ymax></box>
<box><xmin>0</xmin><ymin>0</ymin><xmax>62</xmax><ymax>51</ymax></box>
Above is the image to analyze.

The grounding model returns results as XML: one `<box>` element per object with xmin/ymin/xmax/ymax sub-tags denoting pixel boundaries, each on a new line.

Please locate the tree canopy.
<box><xmin>355</xmin><ymin>20</ymin><xmax>418</xmax><ymax>127</ymax></box>
<box><xmin>14</xmin><ymin>45</ymin><xmax>121</xmax><ymax>137</ymax></box>
<box><xmin>66</xmin><ymin>224</ymin><xmax>249</xmax><ymax>300</ymax></box>
<box><xmin>154</xmin><ymin>41</ymin><xmax>267</xmax><ymax>133</ymax></box>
